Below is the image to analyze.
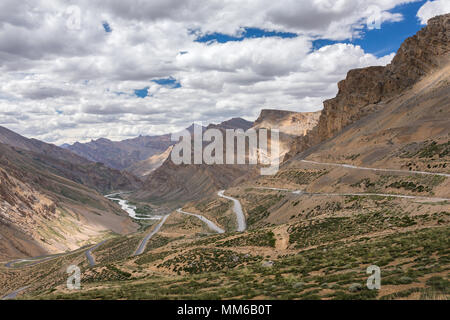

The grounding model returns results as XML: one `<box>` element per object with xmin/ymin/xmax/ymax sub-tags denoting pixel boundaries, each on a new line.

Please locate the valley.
<box><xmin>0</xmin><ymin>13</ymin><xmax>449</xmax><ymax>301</ymax></box>
<box><xmin>1</xmin><ymin>153</ymin><xmax>448</xmax><ymax>299</ymax></box>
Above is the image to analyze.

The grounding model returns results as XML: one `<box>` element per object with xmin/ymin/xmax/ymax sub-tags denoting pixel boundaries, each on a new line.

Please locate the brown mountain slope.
<box><xmin>176</xmin><ymin>13</ymin><xmax>449</xmax><ymax>232</ymax></box>
<box><xmin>0</xmin><ymin>141</ymin><xmax>139</xmax><ymax>260</ymax></box>
<box><xmin>126</xmin><ymin>118</ymin><xmax>253</xmax><ymax>178</ymax></box>
<box><xmin>225</xmin><ymin>14</ymin><xmax>450</xmax><ymax>229</ymax></box>
<box><xmin>63</xmin><ymin>135</ymin><xmax>175</xmax><ymax>170</ymax></box>
<box><xmin>219</xmin><ymin>59</ymin><xmax>449</xmax><ymax>234</ymax></box>
<box><xmin>0</xmin><ymin>126</ymin><xmax>141</xmax><ymax>193</ymax></box>
<box><xmin>134</xmin><ymin>113</ymin><xmax>318</xmax><ymax>205</ymax></box>
<box><xmin>133</xmin><ymin>118</ymin><xmax>255</xmax><ymax>205</ymax></box>
<box><xmin>0</xmin><ymin>126</ymin><xmax>142</xmax><ymax>260</ymax></box>
<box><xmin>253</xmin><ymin>109</ymin><xmax>320</xmax><ymax>136</ymax></box>
<box><xmin>287</xmin><ymin>14</ymin><xmax>450</xmax><ymax>159</ymax></box>
<box><xmin>134</xmin><ymin>160</ymin><xmax>252</xmax><ymax>206</ymax></box>
<box><xmin>127</xmin><ymin>145</ymin><xmax>174</xmax><ymax>177</ymax></box>
<box><xmin>288</xmin><ymin>61</ymin><xmax>450</xmax><ymax>179</ymax></box>
<box><xmin>0</xmin><ymin>126</ymin><xmax>89</xmax><ymax>165</ymax></box>
<box><xmin>0</xmin><ymin>167</ymin><xmax>51</xmax><ymax>260</ymax></box>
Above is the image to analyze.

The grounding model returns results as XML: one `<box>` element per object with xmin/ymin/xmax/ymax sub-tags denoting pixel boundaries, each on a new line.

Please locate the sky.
<box><xmin>0</xmin><ymin>0</ymin><xmax>449</xmax><ymax>144</ymax></box>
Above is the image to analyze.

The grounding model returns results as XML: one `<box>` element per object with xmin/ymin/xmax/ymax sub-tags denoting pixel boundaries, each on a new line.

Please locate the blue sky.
<box><xmin>102</xmin><ymin>21</ymin><xmax>112</xmax><ymax>33</ymax></box>
<box><xmin>195</xmin><ymin>27</ymin><xmax>297</xmax><ymax>43</ymax></box>
<box><xmin>134</xmin><ymin>1</ymin><xmax>428</xmax><ymax>98</ymax></box>
<box><xmin>195</xmin><ymin>1</ymin><xmax>428</xmax><ymax>58</ymax></box>
<box><xmin>134</xmin><ymin>87</ymin><xmax>149</xmax><ymax>98</ymax></box>
<box><xmin>313</xmin><ymin>1</ymin><xmax>427</xmax><ymax>57</ymax></box>
<box><xmin>351</xmin><ymin>1</ymin><xmax>426</xmax><ymax>56</ymax></box>
<box><xmin>134</xmin><ymin>78</ymin><xmax>181</xmax><ymax>98</ymax></box>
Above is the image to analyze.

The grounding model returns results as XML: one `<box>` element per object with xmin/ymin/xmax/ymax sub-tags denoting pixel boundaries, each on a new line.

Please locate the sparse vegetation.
<box><xmin>218</xmin><ymin>231</ymin><xmax>276</xmax><ymax>248</ymax></box>
<box><xmin>273</xmin><ymin>169</ymin><xmax>328</xmax><ymax>185</ymax></box>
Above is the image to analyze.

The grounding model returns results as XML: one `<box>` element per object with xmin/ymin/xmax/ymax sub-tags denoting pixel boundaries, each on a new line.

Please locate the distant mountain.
<box><xmin>0</xmin><ymin>126</ymin><xmax>141</xmax><ymax>193</ymax></box>
<box><xmin>133</xmin><ymin>114</ymin><xmax>317</xmax><ymax>205</ymax></box>
<box><xmin>132</xmin><ymin>118</ymin><xmax>254</xmax><ymax>204</ymax></box>
<box><xmin>62</xmin><ymin>119</ymin><xmax>252</xmax><ymax>172</ymax></box>
<box><xmin>0</xmin><ymin>126</ymin><xmax>143</xmax><ymax>259</ymax></box>
<box><xmin>127</xmin><ymin>145</ymin><xmax>174</xmax><ymax>177</ymax></box>
<box><xmin>207</xmin><ymin>117</ymin><xmax>253</xmax><ymax>131</ymax></box>
<box><xmin>62</xmin><ymin>135</ymin><xmax>175</xmax><ymax>171</ymax></box>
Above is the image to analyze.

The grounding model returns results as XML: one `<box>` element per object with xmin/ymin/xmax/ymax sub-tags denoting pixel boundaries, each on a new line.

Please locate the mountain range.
<box><xmin>0</xmin><ymin>13</ymin><xmax>448</xmax><ymax>300</ymax></box>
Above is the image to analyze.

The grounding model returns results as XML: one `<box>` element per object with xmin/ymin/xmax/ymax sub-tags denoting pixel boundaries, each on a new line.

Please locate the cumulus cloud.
<box><xmin>417</xmin><ymin>0</ymin><xmax>450</xmax><ymax>24</ymax></box>
<box><xmin>0</xmin><ymin>0</ymin><xmax>409</xmax><ymax>144</ymax></box>
<box><xmin>91</xmin><ymin>0</ymin><xmax>410</xmax><ymax>39</ymax></box>
<box><xmin>22</xmin><ymin>87</ymin><xmax>77</xmax><ymax>100</ymax></box>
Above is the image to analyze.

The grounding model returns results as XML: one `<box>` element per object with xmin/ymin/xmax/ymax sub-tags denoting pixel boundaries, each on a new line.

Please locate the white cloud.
<box><xmin>417</xmin><ymin>0</ymin><xmax>450</xmax><ymax>24</ymax></box>
<box><xmin>0</xmin><ymin>0</ymin><xmax>405</xmax><ymax>144</ymax></box>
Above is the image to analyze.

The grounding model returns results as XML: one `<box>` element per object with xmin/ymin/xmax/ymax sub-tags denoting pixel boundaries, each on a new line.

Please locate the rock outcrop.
<box><xmin>127</xmin><ymin>145</ymin><xmax>174</xmax><ymax>177</ymax></box>
<box><xmin>287</xmin><ymin>13</ymin><xmax>450</xmax><ymax>159</ymax></box>
<box><xmin>253</xmin><ymin>109</ymin><xmax>321</xmax><ymax>136</ymax></box>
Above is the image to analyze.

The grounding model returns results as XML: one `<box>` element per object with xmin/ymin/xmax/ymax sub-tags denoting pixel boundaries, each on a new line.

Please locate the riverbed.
<box><xmin>105</xmin><ymin>193</ymin><xmax>162</xmax><ymax>220</ymax></box>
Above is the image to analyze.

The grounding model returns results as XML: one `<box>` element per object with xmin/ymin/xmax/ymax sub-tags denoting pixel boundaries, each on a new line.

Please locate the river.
<box><xmin>105</xmin><ymin>193</ymin><xmax>162</xmax><ymax>220</ymax></box>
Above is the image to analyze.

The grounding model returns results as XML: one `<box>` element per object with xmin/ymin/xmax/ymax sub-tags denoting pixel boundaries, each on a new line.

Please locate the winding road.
<box><xmin>218</xmin><ymin>190</ymin><xmax>246</xmax><ymax>232</ymax></box>
<box><xmin>176</xmin><ymin>209</ymin><xmax>225</xmax><ymax>233</ymax></box>
<box><xmin>312</xmin><ymin>192</ymin><xmax>450</xmax><ymax>202</ymax></box>
<box><xmin>134</xmin><ymin>214</ymin><xmax>170</xmax><ymax>256</ymax></box>
<box><xmin>3</xmin><ymin>248</ymin><xmax>88</xmax><ymax>269</ymax></box>
<box><xmin>6</xmin><ymin>159</ymin><xmax>447</xmax><ymax>296</ymax></box>
<box><xmin>253</xmin><ymin>187</ymin><xmax>450</xmax><ymax>202</ymax></box>
<box><xmin>5</xmin><ymin>256</ymin><xmax>57</xmax><ymax>269</ymax></box>
<box><xmin>301</xmin><ymin>159</ymin><xmax>450</xmax><ymax>178</ymax></box>
<box><xmin>1</xmin><ymin>286</ymin><xmax>30</xmax><ymax>300</ymax></box>
<box><xmin>85</xmin><ymin>240</ymin><xmax>107</xmax><ymax>266</ymax></box>
<box><xmin>254</xmin><ymin>159</ymin><xmax>450</xmax><ymax>201</ymax></box>
<box><xmin>4</xmin><ymin>240</ymin><xmax>108</xmax><ymax>269</ymax></box>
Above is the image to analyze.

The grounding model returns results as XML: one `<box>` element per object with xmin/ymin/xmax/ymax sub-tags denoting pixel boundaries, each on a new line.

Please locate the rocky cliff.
<box><xmin>253</xmin><ymin>109</ymin><xmax>320</xmax><ymax>136</ymax></box>
<box><xmin>288</xmin><ymin>13</ymin><xmax>450</xmax><ymax>158</ymax></box>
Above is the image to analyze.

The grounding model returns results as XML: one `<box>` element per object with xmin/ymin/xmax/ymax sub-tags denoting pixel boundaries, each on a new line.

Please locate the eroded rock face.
<box><xmin>288</xmin><ymin>13</ymin><xmax>450</xmax><ymax>159</ymax></box>
<box><xmin>0</xmin><ymin>167</ymin><xmax>58</xmax><ymax>256</ymax></box>
<box><xmin>318</xmin><ymin>66</ymin><xmax>386</xmax><ymax>140</ymax></box>
<box><xmin>388</xmin><ymin>13</ymin><xmax>450</xmax><ymax>86</ymax></box>
<box><xmin>253</xmin><ymin>109</ymin><xmax>321</xmax><ymax>136</ymax></box>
